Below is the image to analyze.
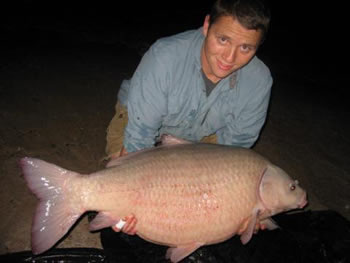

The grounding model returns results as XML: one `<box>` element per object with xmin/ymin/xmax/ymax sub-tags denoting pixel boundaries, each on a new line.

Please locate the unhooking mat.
<box><xmin>1</xmin><ymin>210</ymin><xmax>349</xmax><ymax>263</ymax></box>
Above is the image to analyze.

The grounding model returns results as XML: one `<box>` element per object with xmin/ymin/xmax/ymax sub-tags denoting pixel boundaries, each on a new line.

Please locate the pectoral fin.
<box><xmin>165</xmin><ymin>242</ymin><xmax>204</xmax><ymax>263</ymax></box>
<box><xmin>261</xmin><ymin>217</ymin><xmax>279</xmax><ymax>230</ymax></box>
<box><xmin>240</xmin><ymin>209</ymin><xmax>260</xmax><ymax>245</ymax></box>
<box><xmin>89</xmin><ymin>212</ymin><xmax>120</xmax><ymax>231</ymax></box>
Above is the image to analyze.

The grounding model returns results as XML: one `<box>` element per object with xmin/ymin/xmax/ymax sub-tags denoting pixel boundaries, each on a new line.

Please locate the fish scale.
<box><xmin>21</xmin><ymin>137</ymin><xmax>307</xmax><ymax>262</ymax></box>
<box><xmin>86</xmin><ymin>144</ymin><xmax>267</xmax><ymax>246</ymax></box>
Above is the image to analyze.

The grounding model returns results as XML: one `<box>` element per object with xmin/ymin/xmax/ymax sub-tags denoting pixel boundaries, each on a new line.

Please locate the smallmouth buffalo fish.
<box><xmin>20</xmin><ymin>135</ymin><xmax>307</xmax><ymax>262</ymax></box>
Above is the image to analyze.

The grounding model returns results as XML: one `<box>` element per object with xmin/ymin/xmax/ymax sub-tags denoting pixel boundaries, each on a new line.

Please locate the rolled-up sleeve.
<box><xmin>217</xmin><ymin>73</ymin><xmax>273</xmax><ymax>148</ymax></box>
<box><xmin>122</xmin><ymin>44</ymin><xmax>170</xmax><ymax>152</ymax></box>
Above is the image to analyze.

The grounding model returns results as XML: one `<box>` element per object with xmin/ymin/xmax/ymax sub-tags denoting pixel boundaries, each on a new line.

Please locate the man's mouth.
<box><xmin>217</xmin><ymin>60</ymin><xmax>233</xmax><ymax>71</ymax></box>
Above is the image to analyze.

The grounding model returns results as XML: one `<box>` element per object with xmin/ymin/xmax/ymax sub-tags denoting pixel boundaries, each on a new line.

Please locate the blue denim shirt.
<box><xmin>118</xmin><ymin>28</ymin><xmax>273</xmax><ymax>152</ymax></box>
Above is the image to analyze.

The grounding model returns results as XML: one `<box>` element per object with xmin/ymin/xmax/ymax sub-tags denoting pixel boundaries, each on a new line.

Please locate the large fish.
<box><xmin>20</xmin><ymin>135</ymin><xmax>307</xmax><ymax>262</ymax></box>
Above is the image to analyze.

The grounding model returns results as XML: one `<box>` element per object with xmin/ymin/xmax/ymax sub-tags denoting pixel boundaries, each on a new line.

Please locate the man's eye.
<box><xmin>240</xmin><ymin>44</ymin><xmax>252</xmax><ymax>52</ymax></box>
<box><xmin>218</xmin><ymin>37</ymin><xmax>227</xmax><ymax>44</ymax></box>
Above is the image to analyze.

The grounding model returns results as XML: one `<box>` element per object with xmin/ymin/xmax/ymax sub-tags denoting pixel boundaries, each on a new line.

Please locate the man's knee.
<box><xmin>200</xmin><ymin>134</ymin><xmax>217</xmax><ymax>144</ymax></box>
<box><xmin>105</xmin><ymin>102</ymin><xmax>128</xmax><ymax>157</ymax></box>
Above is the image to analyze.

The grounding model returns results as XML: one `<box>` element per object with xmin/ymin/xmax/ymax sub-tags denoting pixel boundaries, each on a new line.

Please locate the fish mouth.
<box><xmin>298</xmin><ymin>193</ymin><xmax>308</xmax><ymax>208</ymax></box>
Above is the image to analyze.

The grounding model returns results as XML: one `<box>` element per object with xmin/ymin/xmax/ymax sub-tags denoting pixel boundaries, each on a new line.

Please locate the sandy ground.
<box><xmin>0</xmin><ymin>27</ymin><xmax>349</xmax><ymax>255</ymax></box>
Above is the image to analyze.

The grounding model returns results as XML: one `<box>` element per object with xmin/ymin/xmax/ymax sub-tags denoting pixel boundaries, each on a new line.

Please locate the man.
<box><xmin>106</xmin><ymin>0</ymin><xmax>272</xmax><ymax>161</ymax></box>
<box><xmin>105</xmin><ymin>0</ymin><xmax>272</xmax><ymax>234</ymax></box>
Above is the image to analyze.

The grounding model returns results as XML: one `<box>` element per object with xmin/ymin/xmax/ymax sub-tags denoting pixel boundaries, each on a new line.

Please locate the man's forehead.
<box><xmin>210</xmin><ymin>15</ymin><xmax>262</xmax><ymax>44</ymax></box>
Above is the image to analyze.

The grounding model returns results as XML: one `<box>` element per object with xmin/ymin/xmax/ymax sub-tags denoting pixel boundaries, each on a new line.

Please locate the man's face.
<box><xmin>201</xmin><ymin>15</ymin><xmax>262</xmax><ymax>83</ymax></box>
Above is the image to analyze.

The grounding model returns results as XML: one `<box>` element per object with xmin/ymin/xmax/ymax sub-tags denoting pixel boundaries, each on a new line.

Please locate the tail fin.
<box><xmin>20</xmin><ymin>157</ymin><xmax>84</xmax><ymax>255</ymax></box>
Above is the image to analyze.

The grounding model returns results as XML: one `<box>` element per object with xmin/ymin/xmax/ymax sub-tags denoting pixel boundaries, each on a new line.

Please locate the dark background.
<box><xmin>1</xmin><ymin>1</ymin><xmax>346</xmax><ymax>75</ymax></box>
<box><xmin>2</xmin><ymin>0</ymin><xmax>347</xmax><ymax>106</ymax></box>
<box><xmin>1</xmin><ymin>0</ymin><xmax>348</xmax><ymax>136</ymax></box>
<box><xmin>1</xmin><ymin>0</ymin><xmax>349</xmax><ymax>255</ymax></box>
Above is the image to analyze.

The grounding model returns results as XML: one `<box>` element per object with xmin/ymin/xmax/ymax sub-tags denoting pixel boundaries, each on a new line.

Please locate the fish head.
<box><xmin>259</xmin><ymin>164</ymin><xmax>307</xmax><ymax>215</ymax></box>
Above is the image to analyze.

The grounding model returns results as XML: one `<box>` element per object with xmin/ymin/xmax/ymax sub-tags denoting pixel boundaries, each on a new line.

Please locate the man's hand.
<box><xmin>112</xmin><ymin>214</ymin><xmax>137</xmax><ymax>235</ymax></box>
<box><xmin>237</xmin><ymin>218</ymin><xmax>267</xmax><ymax>235</ymax></box>
<box><xmin>254</xmin><ymin>221</ymin><xmax>267</xmax><ymax>233</ymax></box>
<box><xmin>108</xmin><ymin>147</ymin><xmax>128</xmax><ymax>161</ymax></box>
<box><xmin>119</xmin><ymin>146</ymin><xmax>128</xmax><ymax>157</ymax></box>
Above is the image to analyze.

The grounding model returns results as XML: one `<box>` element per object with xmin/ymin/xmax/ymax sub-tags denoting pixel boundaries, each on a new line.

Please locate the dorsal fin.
<box><xmin>106</xmin><ymin>134</ymin><xmax>193</xmax><ymax>168</ymax></box>
<box><xmin>160</xmin><ymin>134</ymin><xmax>193</xmax><ymax>146</ymax></box>
<box><xmin>106</xmin><ymin>147</ymin><xmax>155</xmax><ymax>168</ymax></box>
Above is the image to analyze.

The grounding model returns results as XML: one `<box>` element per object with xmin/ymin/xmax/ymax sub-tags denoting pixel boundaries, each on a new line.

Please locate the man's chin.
<box><xmin>214</xmin><ymin>70</ymin><xmax>234</xmax><ymax>80</ymax></box>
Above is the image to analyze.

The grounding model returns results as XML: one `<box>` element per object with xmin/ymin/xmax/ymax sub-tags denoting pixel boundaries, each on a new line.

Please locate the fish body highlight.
<box><xmin>21</xmin><ymin>138</ymin><xmax>307</xmax><ymax>262</ymax></box>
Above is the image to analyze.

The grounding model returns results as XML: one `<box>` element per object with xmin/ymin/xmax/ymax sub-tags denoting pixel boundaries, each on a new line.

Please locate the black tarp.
<box><xmin>1</xmin><ymin>210</ymin><xmax>349</xmax><ymax>263</ymax></box>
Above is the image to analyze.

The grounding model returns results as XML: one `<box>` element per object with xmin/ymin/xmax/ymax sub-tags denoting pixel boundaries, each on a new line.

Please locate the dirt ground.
<box><xmin>0</xmin><ymin>26</ymin><xmax>349</xmax><ymax>255</ymax></box>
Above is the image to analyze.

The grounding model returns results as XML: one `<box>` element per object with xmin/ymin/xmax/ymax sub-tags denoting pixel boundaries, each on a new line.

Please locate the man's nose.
<box><xmin>223</xmin><ymin>47</ymin><xmax>237</xmax><ymax>63</ymax></box>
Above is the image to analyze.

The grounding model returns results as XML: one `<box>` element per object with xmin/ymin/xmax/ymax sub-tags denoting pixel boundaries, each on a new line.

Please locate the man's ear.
<box><xmin>202</xmin><ymin>15</ymin><xmax>210</xmax><ymax>37</ymax></box>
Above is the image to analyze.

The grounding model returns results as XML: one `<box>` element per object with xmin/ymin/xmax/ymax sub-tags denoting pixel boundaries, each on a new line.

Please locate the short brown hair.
<box><xmin>209</xmin><ymin>0</ymin><xmax>271</xmax><ymax>40</ymax></box>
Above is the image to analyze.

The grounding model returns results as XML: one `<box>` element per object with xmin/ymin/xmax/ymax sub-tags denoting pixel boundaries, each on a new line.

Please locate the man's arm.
<box><xmin>122</xmin><ymin>44</ymin><xmax>169</xmax><ymax>153</ymax></box>
<box><xmin>218</xmin><ymin>74</ymin><xmax>272</xmax><ymax>148</ymax></box>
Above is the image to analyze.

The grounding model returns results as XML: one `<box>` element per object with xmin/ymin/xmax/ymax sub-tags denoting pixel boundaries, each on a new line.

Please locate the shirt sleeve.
<box><xmin>217</xmin><ymin>73</ymin><xmax>273</xmax><ymax>148</ymax></box>
<box><xmin>123</xmin><ymin>43</ymin><xmax>170</xmax><ymax>152</ymax></box>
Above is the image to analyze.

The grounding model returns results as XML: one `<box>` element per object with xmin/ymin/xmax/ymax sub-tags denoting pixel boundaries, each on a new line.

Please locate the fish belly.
<box><xmin>86</xmin><ymin>144</ymin><xmax>268</xmax><ymax>246</ymax></box>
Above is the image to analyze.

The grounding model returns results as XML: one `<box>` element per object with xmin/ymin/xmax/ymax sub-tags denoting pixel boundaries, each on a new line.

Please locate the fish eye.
<box><xmin>289</xmin><ymin>183</ymin><xmax>296</xmax><ymax>191</ymax></box>
<box><xmin>289</xmin><ymin>180</ymin><xmax>299</xmax><ymax>191</ymax></box>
